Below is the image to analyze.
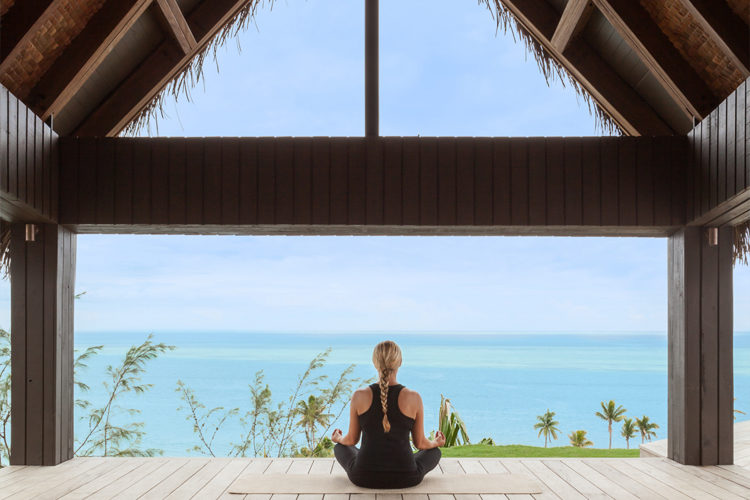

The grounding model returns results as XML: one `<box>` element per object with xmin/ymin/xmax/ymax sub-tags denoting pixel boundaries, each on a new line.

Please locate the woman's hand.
<box><xmin>434</xmin><ymin>431</ymin><xmax>446</xmax><ymax>448</ymax></box>
<box><xmin>332</xmin><ymin>428</ymin><xmax>343</xmax><ymax>444</ymax></box>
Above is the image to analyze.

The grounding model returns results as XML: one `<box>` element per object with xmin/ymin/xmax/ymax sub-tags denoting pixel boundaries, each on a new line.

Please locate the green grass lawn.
<box><xmin>439</xmin><ymin>444</ymin><xmax>640</xmax><ymax>458</ymax></box>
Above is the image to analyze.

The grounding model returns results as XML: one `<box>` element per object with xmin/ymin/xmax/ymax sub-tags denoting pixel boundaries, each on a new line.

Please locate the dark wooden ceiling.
<box><xmin>0</xmin><ymin>0</ymin><xmax>747</xmax><ymax>137</ymax></box>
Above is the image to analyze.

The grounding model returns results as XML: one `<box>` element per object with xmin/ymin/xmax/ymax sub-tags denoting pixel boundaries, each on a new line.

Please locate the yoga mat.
<box><xmin>228</xmin><ymin>473</ymin><xmax>543</xmax><ymax>494</ymax></box>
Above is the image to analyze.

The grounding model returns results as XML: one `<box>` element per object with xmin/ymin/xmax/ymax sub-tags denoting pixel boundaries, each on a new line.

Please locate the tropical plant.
<box><xmin>0</xmin><ymin>329</ymin><xmax>10</xmax><ymax>467</ymax></box>
<box><xmin>533</xmin><ymin>409</ymin><xmax>560</xmax><ymax>448</ymax></box>
<box><xmin>479</xmin><ymin>437</ymin><xmax>495</xmax><ymax>445</ymax></box>
<box><xmin>595</xmin><ymin>400</ymin><xmax>627</xmax><ymax>449</ymax></box>
<box><xmin>75</xmin><ymin>334</ymin><xmax>174</xmax><ymax>457</ymax></box>
<box><xmin>296</xmin><ymin>395</ymin><xmax>333</xmax><ymax>451</ymax></box>
<box><xmin>735</xmin><ymin>399</ymin><xmax>745</xmax><ymax>420</ymax></box>
<box><xmin>634</xmin><ymin>415</ymin><xmax>659</xmax><ymax>443</ymax></box>
<box><xmin>176</xmin><ymin>380</ymin><xmax>238</xmax><ymax>457</ymax></box>
<box><xmin>568</xmin><ymin>429</ymin><xmax>593</xmax><ymax>448</ymax></box>
<box><xmin>437</xmin><ymin>395</ymin><xmax>470</xmax><ymax>447</ymax></box>
<box><xmin>620</xmin><ymin>417</ymin><xmax>637</xmax><ymax>449</ymax></box>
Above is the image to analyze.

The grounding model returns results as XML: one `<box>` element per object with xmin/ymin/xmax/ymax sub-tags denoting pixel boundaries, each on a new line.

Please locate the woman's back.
<box><xmin>355</xmin><ymin>384</ymin><xmax>416</xmax><ymax>472</ymax></box>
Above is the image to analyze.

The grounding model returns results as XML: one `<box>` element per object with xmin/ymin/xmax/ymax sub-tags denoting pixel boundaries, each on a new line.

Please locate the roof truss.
<box><xmin>550</xmin><ymin>0</ymin><xmax>594</xmax><ymax>53</ymax></box>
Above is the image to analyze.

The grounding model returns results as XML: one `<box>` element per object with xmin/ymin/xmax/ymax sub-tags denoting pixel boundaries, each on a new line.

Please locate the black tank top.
<box><xmin>355</xmin><ymin>383</ymin><xmax>417</xmax><ymax>473</ymax></box>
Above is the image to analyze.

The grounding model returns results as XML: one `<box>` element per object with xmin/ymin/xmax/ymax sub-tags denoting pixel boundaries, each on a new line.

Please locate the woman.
<box><xmin>331</xmin><ymin>340</ymin><xmax>445</xmax><ymax>489</ymax></box>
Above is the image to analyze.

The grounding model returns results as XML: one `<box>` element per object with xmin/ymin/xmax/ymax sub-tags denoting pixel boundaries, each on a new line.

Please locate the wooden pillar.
<box><xmin>10</xmin><ymin>223</ymin><xmax>76</xmax><ymax>465</ymax></box>
<box><xmin>668</xmin><ymin>226</ymin><xmax>733</xmax><ymax>465</ymax></box>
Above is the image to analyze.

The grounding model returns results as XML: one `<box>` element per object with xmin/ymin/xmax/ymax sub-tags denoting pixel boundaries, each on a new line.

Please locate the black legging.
<box><xmin>334</xmin><ymin>444</ymin><xmax>441</xmax><ymax>489</ymax></box>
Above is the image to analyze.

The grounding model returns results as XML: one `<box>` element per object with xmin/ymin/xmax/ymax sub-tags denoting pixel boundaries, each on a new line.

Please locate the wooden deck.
<box><xmin>640</xmin><ymin>420</ymin><xmax>750</xmax><ymax>467</ymax></box>
<box><xmin>1</xmin><ymin>455</ymin><xmax>749</xmax><ymax>499</ymax></box>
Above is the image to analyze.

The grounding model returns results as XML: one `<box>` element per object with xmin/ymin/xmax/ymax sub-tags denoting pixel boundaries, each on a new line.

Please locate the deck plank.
<box><xmin>498</xmin><ymin>460</ymin><xmax>560</xmax><ymax>500</ymax></box>
<box><xmin>109</xmin><ymin>458</ymin><xmax>192</xmax><ymax>500</ymax></box>
<box><xmin>626</xmin><ymin>458</ymin><xmax>726</xmax><ymax>499</ymax></box>
<box><xmin>561</xmin><ymin>460</ymin><xmax>638</xmax><ymax>500</ymax></box>
<box><xmin>310</xmin><ymin>459</ymin><xmax>334</xmax><ymax>475</ymax></box>
<box><xmin>661</xmin><ymin>461</ymin><xmax>750</xmax><ymax>497</ymax></box>
<box><xmin>517</xmin><ymin>460</ymin><xmax>585</xmax><ymax>500</ymax></box>
<box><xmin>57</xmin><ymin>458</ymin><xmax>149</xmax><ymax>499</ymax></box>
<box><xmin>79</xmin><ymin>457</ymin><xmax>169</xmax><ymax>499</ymax></box>
<box><xmin>2</xmin><ymin>459</ymin><xmax>117</xmax><ymax>499</ymax></box>
<box><xmin>439</xmin><ymin>460</ymin><xmax>464</xmax><ymax>474</ymax></box>
<box><xmin>539</xmin><ymin>460</ymin><xmax>609</xmax><ymax>499</ymax></box>
<box><xmin>194</xmin><ymin>458</ymin><xmax>256</xmax><ymax>499</ymax></box>
<box><xmin>610</xmin><ymin>460</ymin><xmax>693</xmax><ymax>500</ymax></box>
<box><xmin>478</xmin><ymin>460</ymin><xmax>508</xmax><ymax>474</ymax></box>
<box><xmin>581</xmin><ymin>459</ymin><xmax>669</xmax><ymax>499</ymax></box>
<box><xmin>288</xmin><ymin>460</ymin><xmax>314</xmax><ymax>475</ymax></box>
<box><xmin>139</xmin><ymin>458</ymin><xmax>211</xmax><ymax>499</ymax></box>
<box><xmin>458</xmin><ymin>460</ymin><xmax>486</xmax><ymax>474</ymax></box>
<box><xmin>642</xmin><ymin>458</ymin><xmax>744</xmax><ymax>499</ymax></box>
<box><xmin>164</xmin><ymin>458</ymin><xmax>234</xmax><ymax>499</ymax></box>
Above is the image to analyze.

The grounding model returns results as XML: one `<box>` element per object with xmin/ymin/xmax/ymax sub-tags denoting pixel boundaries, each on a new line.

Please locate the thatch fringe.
<box><xmin>736</xmin><ymin>221</ymin><xmax>750</xmax><ymax>266</ymax></box>
<box><xmin>478</xmin><ymin>0</ymin><xmax>621</xmax><ymax>135</ymax></box>
<box><xmin>121</xmin><ymin>0</ymin><xmax>271</xmax><ymax>137</ymax></box>
<box><xmin>0</xmin><ymin>221</ymin><xmax>9</xmax><ymax>278</ymax></box>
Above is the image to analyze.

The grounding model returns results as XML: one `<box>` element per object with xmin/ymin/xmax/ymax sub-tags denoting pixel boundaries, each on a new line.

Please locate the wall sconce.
<box><xmin>707</xmin><ymin>227</ymin><xmax>719</xmax><ymax>247</ymax></box>
<box><xmin>25</xmin><ymin>224</ymin><xmax>37</xmax><ymax>242</ymax></box>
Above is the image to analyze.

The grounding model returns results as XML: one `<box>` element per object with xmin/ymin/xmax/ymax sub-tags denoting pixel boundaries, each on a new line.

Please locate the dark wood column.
<box><xmin>668</xmin><ymin>226</ymin><xmax>733</xmax><ymax>465</ymax></box>
<box><xmin>10</xmin><ymin>223</ymin><xmax>76</xmax><ymax>465</ymax></box>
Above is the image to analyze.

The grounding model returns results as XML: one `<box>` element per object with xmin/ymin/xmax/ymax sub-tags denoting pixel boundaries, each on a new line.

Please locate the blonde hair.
<box><xmin>372</xmin><ymin>340</ymin><xmax>403</xmax><ymax>433</ymax></box>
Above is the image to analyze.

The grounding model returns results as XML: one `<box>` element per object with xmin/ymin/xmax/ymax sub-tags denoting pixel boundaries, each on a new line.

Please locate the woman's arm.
<box><xmin>331</xmin><ymin>390</ymin><xmax>365</xmax><ymax>446</ymax></box>
<box><xmin>410</xmin><ymin>392</ymin><xmax>446</xmax><ymax>450</ymax></box>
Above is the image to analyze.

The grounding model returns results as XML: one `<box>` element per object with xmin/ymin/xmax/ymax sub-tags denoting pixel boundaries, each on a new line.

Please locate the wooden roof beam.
<box><xmin>25</xmin><ymin>0</ymin><xmax>153</xmax><ymax>121</ymax></box>
<box><xmin>499</xmin><ymin>0</ymin><xmax>673</xmax><ymax>135</ymax></box>
<box><xmin>0</xmin><ymin>0</ymin><xmax>56</xmax><ymax>73</ymax></box>
<box><xmin>680</xmin><ymin>0</ymin><xmax>749</xmax><ymax>78</ymax></box>
<box><xmin>74</xmin><ymin>0</ymin><xmax>251</xmax><ymax>137</ymax></box>
<box><xmin>551</xmin><ymin>0</ymin><xmax>594</xmax><ymax>52</ymax></box>
<box><xmin>155</xmin><ymin>0</ymin><xmax>197</xmax><ymax>55</ymax></box>
<box><xmin>592</xmin><ymin>0</ymin><xmax>716</xmax><ymax>120</ymax></box>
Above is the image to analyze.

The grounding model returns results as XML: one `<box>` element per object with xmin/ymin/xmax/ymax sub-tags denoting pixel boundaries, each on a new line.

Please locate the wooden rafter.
<box><xmin>499</xmin><ymin>0</ymin><xmax>673</xmax><ymax>135</ymax></box>
<box><xmin>0</xmin><ymin>0</ymin><xmax>56</xmax><ymax>72</ymax></box>
<box><xmin>680</xmin><ymin>0</ymin><xmax>750</xmax><ymax>78</ymax></box>
<box><xmin>25</xmin><ymin>0</ymin><xmax>153</xmax><ymax>121</ymax></box>
<box><xmin>550</xmin><ymin>0</ymin><xmax>593</xmax><ymax>53</ymax></box>
<box><xmin>155</xmin><ymin>0</ymin><xmax>197</xmax><ymax>55</ymax></box>
<box><xmin>74</xmin><ymin>0</ymin><xmax>251</xmax><ymax>137</ymax></box>
<box><xmin>592</xmin><ymin>0</ymin><xmax>715</xmax><ymax>120</ymax></box>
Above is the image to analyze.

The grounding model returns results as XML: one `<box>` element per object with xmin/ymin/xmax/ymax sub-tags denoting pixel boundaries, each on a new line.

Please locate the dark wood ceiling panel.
<box><xmin>24</xmin><ymin>0</ymin><xmax>153</xmax><ymax>121</ymax></box>
<box><xmin>593</xmin><ymin>0</ymin><xmax>716</xmax><ymax>119</ymax></box>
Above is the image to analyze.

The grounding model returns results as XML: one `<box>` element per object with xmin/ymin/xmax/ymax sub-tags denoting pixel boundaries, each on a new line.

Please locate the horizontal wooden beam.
<box><xmin>498</xmin><ymin>0</ymin><xmax>674</xmax><ymax>135</ymax></box>
<box><xmin>25</xmin><ymin>0</ymin><xmax>153</xmax><ymax>121</ymax></box>
<box><xmin>155</xmin><ymin>0</ymin><xmax>197</xmax><ymax>55</ymax></box>
<box><xmin>58</xmin><ymin>136</ymin><xmax>686</xmax><ymax>235</ymax></box>
<box><xmin>0</xmin><ymin>0</ymin><xmax>56</xmax><ymax>72</ymax></box>
<box><xmin>593</xmin><ymin>0</ymin><xmax>716</xmax><ymax>119</ymax></box>
<box><xmin>681</xmin><ymin>0</ymin><xmax>750</xmax><ymax>78</ymax></box>
<box><xmin>74</xmin><ymin>0</ymin><xmax>251</xmax><ymax>137</ymax></box>
<box><xmin>550</xmin><ymin>0</ymin><xmax>593</xmax><ymax>53</ymax></box>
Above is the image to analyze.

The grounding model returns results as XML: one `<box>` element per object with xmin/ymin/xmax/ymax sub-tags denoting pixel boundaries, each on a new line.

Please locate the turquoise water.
<box><xmin>73</xmin><ymin>331</ymin><xmax>750</xmax><ymax>456</ymax></box>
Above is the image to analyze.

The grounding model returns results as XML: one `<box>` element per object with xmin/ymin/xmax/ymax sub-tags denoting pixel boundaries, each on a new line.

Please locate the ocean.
<box><xmin>73</xmin><ymin>331</ymin><xmax>750</xmax><ymax>456</ymax></box>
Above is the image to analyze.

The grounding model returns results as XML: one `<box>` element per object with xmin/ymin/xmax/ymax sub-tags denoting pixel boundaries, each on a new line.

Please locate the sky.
<box><xmin>1</xmin><ymin>0</ymin><xmax>749</xmax><ymax>333</ymax></box>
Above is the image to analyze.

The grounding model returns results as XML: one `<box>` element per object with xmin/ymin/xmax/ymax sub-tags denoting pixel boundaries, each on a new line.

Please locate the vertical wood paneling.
<box><xmin>717</xmin><ymin>227</ymin><xmax>734</xmax><ymax>465</ymax></box>
<box><xmin>365</xmin><ymin>138</ymin><xmax>384</xmax><ymax>225</ymax></box>
<box><xmin>527</xmin><ymin>138</ymin><xmax>546</xmax><ymax>226</ymax></box>
<box><xmin>274</xmin><ymin>138</ymin><xmax>293</xmax><ymax>225</ymax></box>
<box><xmin>456</xmin><ymin>138</ymin><xmax>474</xmax><ymax>225</ymax></box>
<box><xmin>671</xmin><ymin>137</ymin><xmax>686</xmax><ymax>226</ymax></box>
<box><xmin>239</xmin><ymin>139</ymin><xmax>258</xmax><ymax>225</ymax></box>
<box><xmin>77</xmin><ymin>137</ymin><xmax>97</xmax><ymax>224</ymax></box>
<box><xmin>383</xmin><ymin>138</ymin><xmax>402</xmax><ymax>225</ymax></box>
<box><xmin>401</xmin><ymin>139</ymin><xmax>419</xmax><ymax>226</ymax></box>
<box><xmin>203</xmin><ymin>138</ymin><xmax>223</xmax><ymax>225</ymax></box>
<box><xmin>293</xmin><ymin>138</ymin><xmax>312</xmax><ymax>225</ymax></box>
<box><xmin>25</xmin><ymin>228</ymin><xmax>44</xmax><ymax>465</ymax></box>
<box><xmin>473</xmin><ymin>138</ymin><xmax>493</xmax><ymax>226</ymax></box>
<box><xmin>618</xmin><ymin>138</ymin><xmax>637</xmax><ymax>226</ymax></box>
<box><xmin>221</xmin><ymin>138</ymin><xmax>240</xmax><ymax>225</ymax></box>
<box><xmin>437</xmin><ymin>138</ymin><xmax>457</xmax><ymax>226</ymax></box>
<box><xmin>24</xmin><ymin>109</ymin><xmax>33</xmax><ymax>208</ymax></box>
<box><xmin>8</xmin><ymin>94</ymin><xmax>17</xmax><ymax>199</ymax></box>
<box><xmin>0</xmin><ymin>86</ymin><xmax>8</xmax><ymax>193</ymax></box>
<box><xmin>700</xmin><ymin>118</ymin><xmax>711</xmax><ymax>214</ymax></box>
<box><xmin>329</xmin><ymin>138</ymin><xmax>348</xmax><ymax>225</ymax></box>
<box><xmin>718</xmin><ymin>98</ymin><xmax>728</xmax><ymax>203</ymax></box>
<box><xmin>186</xmin><ymin>139</ymin><xmax>205</xmax><ymax>224</ymax></box>
<box><xmin>347</xmin><ymin>139</ymin><xmax>366</xmax><ymax>225</ymax></box>
<box><xmin>42</xmin><ymin>225</ymin><xmax>58</xmax><ymax>465</ymax></box>
<box><xmin>34</xmin><ymin>115</ymin><xmax>43</xmax><ymax>212</ymax></box>
<box><xmin>168</xmin><ymin>140</ymin><xmax>187</xmax><ymax>225</ymax></box>
<box><xmin>132</xmin><ymin>140</ymin><xmax>151</xmax><ymax>224</ymax></box>
<box><xmin>492</xmin><ymin>139</ymin><xmax>511</xmax><ymax>225</ymax></box>
<box><xmin>601</xmin><ymin>138</ymin><xmax>619</xmax><ymax>226</ymax></box>
<box><xmin>150</xmin><ymin>140</ymin><xmax>169</xmax><ymax>225</ymax></box>
<box><xmin>700</xmin><ymin>233</ymin><xmax>719</xmax><ymax>465</ymax></box>
<box><xmin>419</xmin><ymin>138</ymin><xmax>437</xmax><ymax>225</ymax></box>
<box><xmin>653</xmin><ymin>137</ymin><xmax>672</xmax><ymax>227</ymax></box>
<box><xmin>546</xmin><ymin>138</ymin><xmax>564</xmax><ymax>225</ymax></box>
<box><xmin>311</xmin><ymin>138</ymin><xmax>330</xmax><ymax>225</ymax></box>
<box><xmin>96</xmin><ymin>139</ymin><xmax>115</xmax><ymax>224</ymax></box>
<box><xmin>59</xmin><ymin>139</ymin><xmax>78</xmax><ymax>223</ymax></box>
<box><xmin>17</xmin><ymin>107</ymin><xmax>27</xmax><ymax>203</ymax></box>
<box><xmin>636</xmin><ymin>137</ymin><xmax>654</xmax><ymax>226</ymax></box>
<box><xmin>581</xmin><ymin>138</ymin><xmax>601</xmax><ymax>226</ymax></box>
<box><xmin>564</xmin><ymin>139</ymin><xmax>583</xmax><ymax>225</ymax></box>
<box><xmin>510</xmin><ymin>140</ymin><xmax>528</xmax><ymax>225</ymax></box>
<box><xmin>735</xmin><ymin>84</ymin><xmax>745</xmax><ymax>192</ymax></box>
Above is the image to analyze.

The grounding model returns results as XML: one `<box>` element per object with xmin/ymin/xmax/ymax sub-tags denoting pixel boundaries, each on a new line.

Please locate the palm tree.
<box><xmin>295</xmin><ymin>395</ymin><xmax>332</xmax><ymax>450</ymax></box>
<box><xmin>634</xmin><ymin>415</ymin><xmax>659</xmax><ymax>443</ymax></box>
<box><xmin>533</xmin><ymin>409</ymin><xmax>560</xmax><ymax>448</ymax></box>
<box><xmin>569</xmin><ymin>430</ymin><xmax>593</xmax><ymax>448</ymax></box>
<box><xmin>620</xmin><ymin>418</ymin><xmax>637</xmax><ymax>449</ymax></box>
<box><xmin>595</xmin><ymin>400</ymin><xmax>627</xmax><ymax>449</ymax></box>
